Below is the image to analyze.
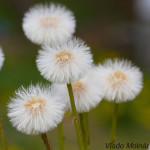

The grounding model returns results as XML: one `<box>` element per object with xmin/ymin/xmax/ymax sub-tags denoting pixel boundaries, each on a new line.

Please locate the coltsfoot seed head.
<box><xmin>36</xmin><ymin>38</ymin><xmax>93</xmax><ymax>83</ymax></box>
<box><xmin>22</xmin><ymin>3</ymin><xmax>76</xmax><ymax>45</ymax></box>
<box><xmin>96</xmin><ymin>58</ymin><xmax>143</xmax><ymax>103</ymax></box>
<box><xmin>8</xmin><ymin>84</ymin><xmax>65</xmax><ymax>135</ymax></box>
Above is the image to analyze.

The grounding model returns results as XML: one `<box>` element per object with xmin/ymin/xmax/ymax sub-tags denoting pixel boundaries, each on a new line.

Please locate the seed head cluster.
<box><xmin>7</xmin><ymin>2</ymin><xmax>143</xmax><ymax>137</ymax></box>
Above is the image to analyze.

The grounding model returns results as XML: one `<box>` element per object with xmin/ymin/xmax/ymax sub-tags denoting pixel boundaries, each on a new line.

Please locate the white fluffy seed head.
<box><xmin>0</xmin><ymin>47</ymin><xmax>5</xmax><ymax>70</ymax></box>
<box><xmin>96</xmin><ymin>58</ymin><xmax>143</xmax><ymax>103</ymax></box>
<box><xmin>22</xmin><ymin>3</ymin><xmax>76</xmax><ymax>45</ymax></box>
<box><xmin>51</xmin><ymin>84</ymin><xmax>70</xmax><ymax>111</ymax></box>
<box><xmin>36</xmin><ymin>38</ymin><xmax>93</xmax><ymax>83</ymax></box>
<box><xmin>52</xmin><ymin>68</ymin><xmax>103</xmax><ymax>113</ymax></box>
<box><xmin>8</xmin><ymin>84</ymin><xmax>65</xmax><ymax>135</ymax></box>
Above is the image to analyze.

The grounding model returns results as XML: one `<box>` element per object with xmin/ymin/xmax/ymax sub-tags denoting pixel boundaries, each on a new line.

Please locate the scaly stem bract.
<box><xmin>41</xmin><ymin>133</ymin><xmax>52</xmax><ymax>150</ymax></box>
<box><xmin>67</xmin><ymin>84</ymin><xmax>84</xmax><ymax>150</ymax></box>
<box><xmin>0</xmin><ymin>119</ymin><xmax>8</xmax><ymax>150</ymax></box>
<box><xmin>58</xmin><ymin>122</ymin><xmax>65</xmax><ymax>150</ymax></box>
<box><xmin>110</xmin><ymin>102</ymin><xmax>118</xmax><ymax>150</ymax></box>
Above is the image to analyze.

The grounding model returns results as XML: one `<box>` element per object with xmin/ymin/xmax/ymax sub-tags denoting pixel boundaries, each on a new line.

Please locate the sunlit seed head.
<box><xmin>40</xmin><ymin>16</ymin><xmax>59</xmax><ymax>28</ymax></box>
<box><xmin>36</xmin><ymin>38</ymin><xmax>92</xmax><ymax>83</ymax></box>
<box><xmin>55</xmin><ymin>49</ymin><xmax>73</xmax><ymax>65</ymax></box>
<box><xmin>72</xmin><ymin>81</ymin><xmax>85</xmax><ymax>95</ymax></box>
<box><xmin>22</xmin><ymin>3</ymin><xmax>76</xmax><ymax>45</ymax></box>
<box><xmin>97</xmin><ymin>59</ymin><xmax>143</xmax><ymax>102</ymax></box>
<box><xmin>108</xmin><ymin>70</ymin><xmax>127</xmax><ymax>87</ymax></box>
<box><xmin>24</xmin><ymin>96</ymin><xmax>46</xmax><ymax>113</ymax></box>
<box><xmin>8</xmin><ymin>84</ymin><xmax>66</xmax><ymax>135</ymax></box>
<box><xmin>52</xmin><ymin>69</ymin><xmax>103</xmax><ymax>113</ymax></box>
<box><xmin>0</xmin><ymin>47</ymin><xmax>4</xmax><ymax>71</ymax></box>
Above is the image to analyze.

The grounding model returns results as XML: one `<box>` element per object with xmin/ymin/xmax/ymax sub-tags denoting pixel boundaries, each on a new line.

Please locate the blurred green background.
<box><xmin>0</xmin><ymin>0</ymin><xmax>150</xmax><ymax>149</ymax></box>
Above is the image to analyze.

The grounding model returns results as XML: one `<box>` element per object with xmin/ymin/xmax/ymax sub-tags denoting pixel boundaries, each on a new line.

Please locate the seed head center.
<box><xmin>55</xmin><ymin>49</ymin><xmax>73</xmax><ymax>64</ymax></box>
<box><xmin>108</xmin><ymin>70</ymin><xmax>127</xmax><ymax>87</ymax></box>
<box><xmin>72</xmin><ymin>81</ymin><xmax>85</xmax><ymax>94</ymax></box>
<box><xmin>25</xmin><ymin>97</ymin><xmax>46</xmax><ymax>112</ymax></box>
<box><xmin>40</xmin><ymin>16</ymin><xmax>58</xmax><ymax>27</ymax></box>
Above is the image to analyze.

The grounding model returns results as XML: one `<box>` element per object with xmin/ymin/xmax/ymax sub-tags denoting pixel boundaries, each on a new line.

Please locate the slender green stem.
<box><xmin>58</xmin><ymin>122</ymin><xmax>65</xmax><ymax>150</ymax></box>
<box><xmin>84</xmin><ymin>113</ymin><xmax>90</xmax><ymax>150</ymax></box>
<box><xmin>79</xmin><ymin>113</ymin><xmax>90</xmax><ymax>150</ymax></box>
<box><xmin>0</xmin><ymin>119</ymin><xmax>8</xmax><ymax>150</ymax></box>
<box><xmin>67</xmin><ymin>84</ymin><xmax>84</xmax><ymax>150</ymax></box>
<box><xmin>40</xmin><ymin>133</ymin><xmax>52</xmax><ymax>150</ymax></box>
<box><xmin>110</xmin><ymin>102</ymin><xmax>119</xmax><ymax>150</ymax></box>
<box><xmin>79</xmin><ymin>113</ymin><xmax>86</xmax><ymax>149</ymax></box>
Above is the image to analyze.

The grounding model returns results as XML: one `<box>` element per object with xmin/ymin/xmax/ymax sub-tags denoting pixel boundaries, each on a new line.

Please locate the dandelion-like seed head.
<box><xmin>8</xmin><ymin>84</ymin><xmax>65</xmax><ymax>135</ymax></box>
<box><xmin>148</xmin><ymin>144</ymin><xmax>150</xmax><ymax>150</ymax></box>
<box><xmin>108</xmin><ymin>70</ymin><xmax>127</xmax><ymax>87</ymax></box>
<box><xmin>0</xmin><ymin>47</ymin><xmax>5</xmax><ymax>71</ymax></box>
<box><xmin>97</xmin><ymin>58</ymin><xmax>143</xmax><ymax>103</ymax></box>
<box><xmin>72</xmin><ymin>81</ymin><xmax>85</xmax><ymax>95</ymax></box>
<box><xmin>36</xmin><ymin>38</ymin><xmax>93</xmax><ymax>83</ymax></box>
<box><xmin>22</xmin><ymin>3</ymin><xmax>76</xmax><ymax>45</ymax></box>
<box><xmin>52</xmin><ymin>68</ymin><xmax>103</xmax><ymax>113</ymax></box>
<box><xmin>40</xmin><ymin>16</ymin><xmax>59</xmax><ymax>28</ymax></box>
<box><xmin>24</xmin><ymin>96</ymin><xmax>46</xmax><ymax>114</ymax></box>
<box><xmin>55</xmin><ymin>49</ymin><xmax>73</xmax><ymax>65</ymax></box>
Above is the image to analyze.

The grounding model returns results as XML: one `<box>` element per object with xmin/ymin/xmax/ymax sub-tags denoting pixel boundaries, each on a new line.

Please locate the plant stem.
<box><xmin>58</xmin><ymin>122</ymin><xmax>65</xmax><ymax>150</ymax></box>
<box><xmin>67</xmin><ymin>84</ymin><xmax>84</xmax><ymax>150</ymax></box>
<box><xmin>84</xmin><ymin>113</ymin><xmax>90</xmax><ymax>150</ymax></box>
<box><xmin>79</xmin><ymin>113</ymin><xmax>90</xmax><ymax>150</ymax></box>
<box><xmin>110</xmin><ymin>102</ymin><xmax>119</xmax><ymax>150</ymax></box>
<box><xmin>41</xmin><ymin>133</ymin><xmax>52</xmax><ymax>150</ymax></box>
<box><xmin>79</xmin><ymin>113</ymin><xmax>86</xmax><ymax>148</ymax></box>
<box><xmin>0</xmin><ymin>119</ymin><xmax>8</xmax><ymax>150</ymax></box>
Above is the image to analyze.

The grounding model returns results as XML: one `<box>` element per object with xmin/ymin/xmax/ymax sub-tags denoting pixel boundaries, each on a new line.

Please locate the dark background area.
<box><xmin>0</xmin><ymin>0</ymin><xmax>150</xmax><ymax>149</ymax></box>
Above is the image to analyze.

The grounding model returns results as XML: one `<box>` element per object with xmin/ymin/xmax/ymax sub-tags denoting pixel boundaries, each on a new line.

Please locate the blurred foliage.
<box><xmin>0</xmin><ymin>0</ymin><xmax>150</xmax><ymax>150</ymax></box>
